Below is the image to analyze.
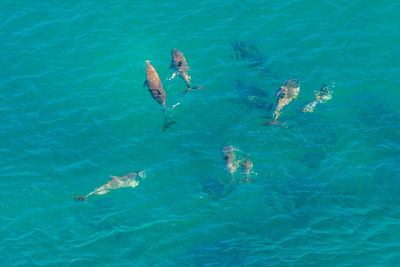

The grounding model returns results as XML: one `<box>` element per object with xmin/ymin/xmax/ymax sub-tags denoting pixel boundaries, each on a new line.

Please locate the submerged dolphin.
<box><xmin>169</xmin><ymin>49</ymin><xmax>203</xmax><ymax>93</ymax></box>
<box><xmin>266</xmin><ymin>79</ymin><xmax>300</xmax><ymax>125</ymax></box>
<box><xmin>231</xmin><ymin>41</ymin><xmax>280</xmax><ymax>79</ymax></box>
<box><xmin>302</xmin><ymin>84</ymin><xmax>332</xmax><ymax>113</ymax></box>
<box><xmin>74</xmin><ymin>171</ymin><xmax>145</xmax><ymax>201</ymax></box>
<box><xmin>235</xmin><ymin>80</ymin><xmax>269</xmax><ymax>110</ymax></box>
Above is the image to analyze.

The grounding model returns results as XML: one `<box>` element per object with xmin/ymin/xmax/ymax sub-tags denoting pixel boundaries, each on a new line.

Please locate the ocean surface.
<box><xmin>1</xmin><ymin>0</ymin><xmax>400</xmax><ymax>266</ymax></box>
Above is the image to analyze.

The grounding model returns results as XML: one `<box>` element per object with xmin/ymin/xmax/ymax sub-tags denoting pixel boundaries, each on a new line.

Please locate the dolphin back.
<box><xmin>145</xmin><ymin>61</ymin><xmax>166</xmax><ymax>107</ymax></box>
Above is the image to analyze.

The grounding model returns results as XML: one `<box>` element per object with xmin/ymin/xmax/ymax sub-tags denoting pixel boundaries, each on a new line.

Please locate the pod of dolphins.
<box><xmin>74</xmin><ymin>48</ymin><xmax>332</xmax><ymax>201</ymax></box>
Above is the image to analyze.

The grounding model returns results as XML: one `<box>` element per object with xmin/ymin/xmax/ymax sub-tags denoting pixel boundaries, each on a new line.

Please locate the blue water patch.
<box><xmin>1</xmin><ymin>0</ymin><xmax>400</xmax><ymax>265</ymax></box>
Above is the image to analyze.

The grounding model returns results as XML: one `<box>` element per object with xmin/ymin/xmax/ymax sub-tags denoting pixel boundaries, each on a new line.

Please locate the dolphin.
<box><xmin>266</xmin><ymin>79</ymin><xmax>300</xmax><ymax>125</ymax></box>
<box><xmin>235</xmin><ymin>80</ymin><xmax>269</xmax><ymax>110</ymax></box>
<box><xmin>231</xmin><ymin>41</ymin><xmax>280</xmax><ymax>79</ymax></box>
<box><xmin>235</xmin><ymin>80</ymin><xmax>269</xmax><ymax>98</ymax></box>
<box><xmin>222</xmin><ymin>146</ymin><xmax>240</xmax><ymax>180</ymax></box>
<box><xmin>144</xmin><ymin>61</ymin><xmax>176</xmax><ymax>131</ymax></box>
<box><xmin>221</xmin><ymin>147</ymin><xmax>255</xmax><ymax>183</ymax></box>
<box><xmin>231</xmin><ymin>41</ymin><xmax>267</xmax><ymax>68</ymax></box>
<box><xmin>240</xmin><ymin>158</ymin><xmax>254</xmax><ymax>182</ymax></box>
<box><xmin>144</xmin><ymin>60</ymin><xmax>166</xmax><ymax>107</ymax></box>
<box><xmin>74</xmin><ymin>171</ymin><xmax>145</xmax><ymax>201</ymax></box>
<box><xmin>302</xmin><ymin>84</ymin><xmax>332</xmax><ymax>113</ymax></box>
<box><xmin>169</xmin><ymin>49</ymin><xmax>203</xmax><ymax>93</ymax></box>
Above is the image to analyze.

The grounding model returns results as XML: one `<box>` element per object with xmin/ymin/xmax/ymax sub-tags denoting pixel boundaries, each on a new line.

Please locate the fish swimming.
<box><xmin>74</xmin><ymin>171</ymin><xmax>145</xmax><ymax>201</ymax></box>
<box><xmin>302</xmin><ymin>84</ymin><xmax>332</xmax><ymax>113</ymax></box>
<box><xmin>169</xmin><ymin>49</ymin><xmax>203</xmax><ymax>93</ymax></box>
<box><xmin>266</xmin><ymin>79</ymin><xmax>300</xmax><ymax>125</ymax></box>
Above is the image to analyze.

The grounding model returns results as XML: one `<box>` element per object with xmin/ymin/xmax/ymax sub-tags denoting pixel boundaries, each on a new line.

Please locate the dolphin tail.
<box><xmin>163</xmin><ymin>120</ymin><xmax>176</xmax><ymax>132</ymax></box>
<box><xmin>74</xmin><ymin>196</ymin><xmax>87</xmax><ymax>201</ymax></box>
<box><xmin>183</xmin><ymin>85</ymin><xmax>204</xmax><ymax>94</ymax></box>
<box><xmin>264</xmin><ymin>120</ymin><xmax>285</xmax><ymax>126</ymax></box>
<box><xmin>162</xmin><ymin>110</ymin><xmax>176</xmax><ymax>132</ymax></box>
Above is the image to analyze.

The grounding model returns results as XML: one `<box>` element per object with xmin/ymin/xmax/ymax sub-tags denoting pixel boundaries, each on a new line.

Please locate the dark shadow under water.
<box><xmin>231</xmin><ymin>40</ymin><xmax>280</xmax><ymax>80</ymax></box>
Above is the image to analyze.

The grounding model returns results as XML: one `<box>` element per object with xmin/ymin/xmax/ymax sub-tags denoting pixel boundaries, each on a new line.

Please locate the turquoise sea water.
<box><xmin>1</xmin><ymin>0</ymin><xmax>400</xmax><ymax>265</ymax></box>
